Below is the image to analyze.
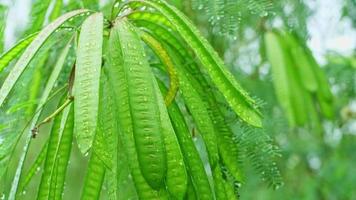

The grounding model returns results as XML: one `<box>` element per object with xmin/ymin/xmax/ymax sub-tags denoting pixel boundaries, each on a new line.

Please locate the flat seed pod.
<box><xmin>212</xmin><ymin>166</ymin><xmax>228</xmax><ymax>200</ymax></box>
<box><xmin>306</xmin><ymin>49</ymin><xmax>334</xmax><ymax>103</ymax></box>
<box><xmin>74</xmin><ymin>12</ymin><xmax>103</xmax><ymax>154</ymax></box>
<box><xmin>284</xmin><ymin>33</ymin><xmax>318</xmax><ymax>92</ymax></box>
<box><xmin>157</xmin><ymin>81</ymin><xmax>214</xmax><ymax>200</ymax></box>
<box><xmin>277</xmin><ymin>33</ymin><xmax>308</xmax><ymax>125</ymax></box>
<box><xmin>128</xmin><ymin>0</ymin><xmax>262</xmax><ymax>127</ymax></box>
<box><xmin>140</xmin><ymin>32</ymin><xmax>179</xmax><ymax>106</ymax></box>
<box><xmin>107</xmin><ymin>22</ymin><xmax>157</xmax><ymax>199</ymax></box>
<box><xmin>81</xmin><ymin>134</ymin><xmax>106</xmax><ymax>200</ymax></box>
<box><xmin>264</xmin><ymin>31</ymin><xmax>296</xmax><ymax>126</ymax></box>
<box><xmin>114</xmin><ymin>18</ymin><xmax>166</xmax><ymax>190</ymax></box>
<box><xmin>107</xmin><ymin>18</ymin><xmax>163</xmax><ymax>198</ymax></box>
<box><xmin>96</xmin><ymin>72</ymin><xmax>120</xmax><ymax>199</ymax></box>
<box><xmin>153</xmin><ymin>78</ymin><xmax>187</xmax><ymax>199</ymax></box>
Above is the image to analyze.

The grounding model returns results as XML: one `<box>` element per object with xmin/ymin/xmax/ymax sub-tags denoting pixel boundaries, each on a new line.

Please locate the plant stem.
<box><xmin>32</xmin><ymin>96</ymin><xmax>74</xmax><ymax>138</ymax></box>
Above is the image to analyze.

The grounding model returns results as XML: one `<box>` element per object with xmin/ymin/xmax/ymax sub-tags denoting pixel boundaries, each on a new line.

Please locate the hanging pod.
<box><xmin>265</xmin><ymin>30</ymin><xmax>334</xmax><ymax>127</ymax></box>
<box><xmin>264</xmin><ymin>31</ymin><xmax>296</xmax><ymax>125</ymax></box>
<box><xmin>74</xmin><ymin>12</ymin><xmax>103</xmax><ymax>154</ymax></box>
<box><xmin>107</xmin><ymin>18</ymin><xmax>167</xmax><ymax>193</ymax></box>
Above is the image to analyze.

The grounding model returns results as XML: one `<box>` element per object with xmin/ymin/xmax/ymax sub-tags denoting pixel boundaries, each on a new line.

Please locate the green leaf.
<box><xmin>235</xmin><ymin>123</ymin><xmax>283</xmax><ymax>189</ymax></box>
<box><xmin>0</xmin><ymin>33</ymin><xmax>38</xmax><ymax>74</ymax></box>
<box><xmin>82</xmin><ymin>0</ymin><xmax>99</xmax><ymax>10</ymax></box>
<box><xmin>7</xmin><ymin>37</ymin><xmax>74</xmax><ymax>200</ymax></box>
<box><xmin>49</xmin><ymin>0</ymin><xmax>63</xmax><ymax>22</ymax></box>
<box><xmin>0</xmin><ymin>9</ymin><xmax>89</xmax><ymax>108</ymax></box>
<box><xmin>127</xmin><ymin>0</ymin><xmax>262</xmax><ymax>127</ymax></box>
<box><xmin>51</xmin><ymin>105</ymin><xmax>74</xmax><ymax>199</ymax></box>
<box><xmin>19</xmin><ymin>140</ymin><xmax>49</xmax><ymax>192</ymax></box>
<box><xmin>37</xmin><ymin>98</ymin><xmax>71</xmax><ymax>200</ymax></box>
<box><xmin>26</xmin><ymin>0</ymin><xmax>52</xmax><ymax>33</ymax></box>
<box><xmin>74</xmin><ymin>12</ymin><xmax>103</xmax><ymax>154</ymax></box>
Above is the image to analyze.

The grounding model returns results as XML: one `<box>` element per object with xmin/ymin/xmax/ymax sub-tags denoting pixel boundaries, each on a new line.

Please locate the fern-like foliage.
<box><xmin>191</xmin><ymin>0</ymin><xmax>273</xmax><ymax>35</ymax></box>
<box><xmin>234</xmin><ymin>121</ymin><xmax>283</xmax><ymax>189</ymax></box>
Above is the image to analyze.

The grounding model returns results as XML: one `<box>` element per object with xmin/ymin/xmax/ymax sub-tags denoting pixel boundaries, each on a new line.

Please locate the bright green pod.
<box><xmin>264</xmin><ymin>31</ymin><xmax>296</xmax><ymax>126</ymax></box>
<box><xmin>185</xmin><ymin>177</ymin><xmax>197</xmax><ymax>200</ymax></box>
<box><xmin>129</xmin><ymin>11</ymin><xmax>173</xmax><ymax>28</ymax></box>
<box><xmin>133</xmin><ymin>22</ymin><xmax>243</xmax><ymax>182</ymax></box>
<box><xmin>317</xmin><ymin>91</ymin><xmax>335</xmax><ymax>119</ymax></box>
<box><xmin>212</xmin><ymin>166</ymin><xmax>228</xmax><ymax>200</ymax></box>
<box><xmin>74</xmin><ymin>12</ymin><xmax>103</xmax><ymax>154</ymax></box>
<box><xmin>306</xmin><ymin>49</ymin><xmax>334</xmax><ymax>119</ymax></box>
<box><xmin>114</xmin><ymin>18</ymin><xmax>166</xmax><ymax>190</ymax></box>
<box><xmin>283</xmin><ymin>32</ymin><xmax>318</xmax><ymax>92</ymax></box>
<box><xmin>0</xmin><ymin>32</ymin><xmax>38</xmax><ymax>73</ymax></box>
<box><xmin>153</xmin><ymin>78</ymin><xmax>188</xmax><ymax>199</ymax></box>
<box><xmin>116</xmin><ymin>139</ymin><xmax>138</xmax><ymax>200</ymax></box>
<box><xmin>52</xmin><ymin>105</ymin><xmax>74</xmax><ymax>199</ymax></box>
<box><xmin>224</xmin><ymin>180</ymin><xmax>238</xmax><ymax>200</ymax></box>
<box><xmin>81</xmin><ymin>73</ymin><xmax>111</xmax><ymax>200</ymax></box>
<box><xmin>277</xmin><ymin>33</ymin><xmax>309</xmax><ymax>125</ymax></box>
<box><xmin>148</xmin><ymin>40</ymin><xmax>219</xmax><ymax>166</ymax></box>
<box><xmin>157</xmin><ymin>81</ymin><xmax>214</xmax><ymax>200</ymax></box>
<box><xmin>126</xmin><ymin>0</ymin><xmax>262</xmax><ymax>127</ymax></box>
<box><xmin>97</xmin><ymin>73</ymin><xmax>120</xmax><ymax>199</ymax></box>
<box><xmin>177</xmin><ymin>64</ymin><xmax>219</xmax><ymax>166</ymax></box>
<box><xmin>140</xmin><ymin>31</ymin><xmax>188</xmax><ymax>198</ymax></box>
<box><xmin>106</xmin><ymin>19</ymin><xmax>161</xmax><ymax>199</ymax></box>
<box><xmin>140</xmin><ymin>32</ymin><xmax>179</xmax><ymax>106</ymax></box>
<box><xmin>80</xmin><ymin>138</ymin><xmax>106</xmax><ymax>200</ymax></box>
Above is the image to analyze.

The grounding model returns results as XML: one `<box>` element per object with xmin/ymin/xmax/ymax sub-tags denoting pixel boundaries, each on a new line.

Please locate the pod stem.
<box><xmin>32</xmin><ymin>96</ymin><xmax>74</xmax><ymax>138</ymax></box>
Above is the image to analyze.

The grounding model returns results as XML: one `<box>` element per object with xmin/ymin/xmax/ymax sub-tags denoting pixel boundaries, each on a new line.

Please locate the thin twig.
<box><xmin>32</xmin><ymin>96</ymin><xmax>74</xmax><ymax>138</ymax></box>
